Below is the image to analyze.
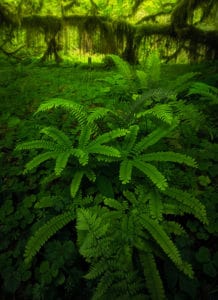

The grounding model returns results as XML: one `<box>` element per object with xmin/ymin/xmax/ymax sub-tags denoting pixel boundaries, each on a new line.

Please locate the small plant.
<box><xmin>15</xmin><ymin>94</ymin><xmax>207</xmax><ymax>299</ymax></box>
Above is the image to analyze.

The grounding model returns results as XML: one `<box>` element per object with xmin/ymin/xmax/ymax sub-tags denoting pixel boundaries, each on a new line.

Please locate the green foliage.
<box><xmin>1</xmin><ymin>59</ymin><xmax>217</xmax><ymax>300</ymax></box>
<box><xmin>24</xmin><ymin>210</ymin><xmax>76</xmax><ymax>264</ymax></box>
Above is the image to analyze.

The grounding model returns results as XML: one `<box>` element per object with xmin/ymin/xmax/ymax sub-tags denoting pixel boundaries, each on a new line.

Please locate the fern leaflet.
<box><xmin>24</xmin><ymin>210</ymin><xmax>75</xmax><ymax>264</ymax></box>
<box><xmin>141</xmin><ymin>151</ymin><xmax>197</xmax><ymax>167</ymax></box>
<box><xmin>133</xmin><ymin>160</ymin><xmax>168</xmax><ymax>190</ymax></box>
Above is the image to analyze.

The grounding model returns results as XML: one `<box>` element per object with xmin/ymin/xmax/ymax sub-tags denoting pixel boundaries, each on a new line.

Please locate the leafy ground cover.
<box><xmin>0</xmin><ymin>55</ymin><xmax>218</xmax><ymax>300</ymax></box>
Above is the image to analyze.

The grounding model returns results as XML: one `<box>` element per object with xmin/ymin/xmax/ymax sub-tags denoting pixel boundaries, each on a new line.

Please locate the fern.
<box><xmin>137</xmin><ymin>104</ymin><xmax>174</xmax><ymax>125</ymax></box>
<box><xmin>108</xmin><ymin>54</ymin><xmax>133</xmax><ymax>81</ymax></box>
<box><xmin>141</xmin><ymin>151</ymin><xmax>197</xmax><ymax>167</ymax></box>
<box><xmin>188</xmin><ymin>82</ymin><xmax>218</xmax><ymax>104</ymax></box>
<box><xmin>87</xmin><ymin>107</ymin><xmax>111</xmax><ymax>124</ymax></box>
<box><xmin>55</xmin><ymin>152</ymin><xmax>71</xmax><ymax>175</ymax></box>
<box><xmin>70</xmin><ymin>170</ymin><xmax>85</xmax><ymax>198</ymax></box>
<box><xmin>119</xmin><ymin>160</ymin><xmax>133</xmax><ymax>184</ymax></box>
<box><xmin>89</xmin><ymin>128</ymin><xmax>128</xmax><ymax>147</ymax></box>
<box><xmin>163</xmin><ymin>221</ymin><xmax>187</xmax><ymax>236</ymax></box>
<box><xmin>148</xmin><ymin>191</ymin><xmax>163</xmax><ymax>221</ymax></box>
<box><xmin>23</xmin><ymin>151</ymin><xmax>58</xmax><ymax>174</ymax></box>
<box><xmin>144</xmin><ymin>50</ymin><xmax>161</xmax><ymax>84</ymax></box>
<box><xmin>40</xmin><ymin>126</ymin><xmax>72</xmax><ymax>147</ymax></box>
<box><xmin>163</xmin><ymin>188</ymin><xmax>208</xmax><ymax>224</ymax></box>
<box><xmin>79</xmin><ymin>126</ymin><xmax>93</xmax><ymax>148</ymax></box>
<box><xmin>122</xmin><ymin>125</ymin><xmax>139</xmax><ymax>153</ymax></box>
<box><xmin>24</xmin><ymin>210</ymin><xmax>75</xmax><ymax>264</ymax></box>
<box><xmin>133</xmin><ymin>124</ymin><xmax>176</xmax><ymax>154</ymax></box>
<box><xmin>140</xmin><ymin>252</ymin><xmax>165</xmax><ymax>300</ymax></box>
<box><xmin>133</xmin><ymin>160</ymin><xmax>168</xmax><ymax>190</ymax></box>
<box><xmin>139</xmin><ymin>214</ymin><xmax>194</xmax><ymax>277</ymax></box>
<box><xmin>35</xmin><ymin>98</ymin><xmax>87</xmax><ymax>126</ymax></box>
<box><xmin>16</xmin><ymin>140</ymin><xmax>59</xmax><ymax>151</ymax></box>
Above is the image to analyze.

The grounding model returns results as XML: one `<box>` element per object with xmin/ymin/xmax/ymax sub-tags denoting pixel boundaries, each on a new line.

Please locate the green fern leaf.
<box><xmin>149</xmin><ymin>191</ymin><xmax>163</xmax><ymax>221</ymax></box>
<box><xmin>72</xmin><ymin>148</ymin><xmax>89</xmax><ymax>165</ymax></box>
<box><xmin>70</xmin><ymin>170</ymin><xmax>85</xmax><ymax>198</ymax></box>
<box><xmin>137</xmin><ymin>104</ymin><xmax>173</xmax><ymax>125</ymax></box>
<box><xmin>163</xmin><ymin>221</ymin><xmax>187</xmax><ymax>236</ymax></box>
<box><xmin>141</xmin><ymin>151</ymin><xmax>197</xmax><ymax>168</ymax></box>
<box><xmin>85</xmin><ymin>259</ymin><xmax>108</xmax><ymax>280</ymax></box>
<box><xmin>89</xmin><ymin>129</ymin><xmax>128</xmax><ymax>147</ymax></box>
<box><xmin>35</xmin><ymin>98</ymin><xmax>87</xmax><ymax>125</ymax></box>
<box><xmin>139</xmin><ymin>252</ymin><xmax>165</xmax><ymax>300</ymax></box>
<box><xmin>55</xmin><ymin>152</ymin><xmax>71</xmax><ymax>175</ymax></box>
<box><xmin>108</xmin><ymin>54</ymin><xmax>133</xmax><ymax>80</ymax></box>
<box><xmin>133</xmin><ymin>125</ymin><xmax>176</xmax><ymax>154</ymax></box>
<box><xmin>133</xmin><ymin>160</ymin><xmax>168</xmax><ymax>190</ymax></box>
<box><xmin>119</xmin><ymin>160</ymin><xmax>133</xmax><ymax>184</ymax></box>
<box><xmin>24</xmin><ymin>151</ymin><xmax>58</xmax><ymax>174</ymax></box>
<box><xmin>104</xmin><ymin>197</ymin><xmax>125</xmax><ymax>211</ymax></box>
<box><xmin>16</xmin><ymin>140</ymin><xmax>58</xmax><ymax>151</ymax></box>
<box><xmin>79</xmin><ymin>126</ymin><xmax>92</xmax><ymax>148</ymax></box>
<box><xmin>24</xmin><ymin>211</ymin><xmax>75</xmax><ymax>264</ymax></box>
<box><xmin>163</xmin><ymin>188</ymin><xmax>208</xmax><ymax>224</ymax></box>
<box><xmin>139</xmin><ymin>215</ymin><xmax>182</xmax><ymax>266</ymax></box>
<box><xmin>40</xmin><ymin>127</ymin><xmax>72</xmax><ymax>147</ymax></box>
<box><xmin>84</xmin><ymin>169</ymin><xmax>96</xmax><ymax>182</ymax></box>
<box><xmin>88</xmin><ymin>145</ymin><xmax>121</xmax><ymax>157</ymax></box>
<box><xmin>136</xmin><ymin>70</ymin><xmax>148</xmax><ymax>89</ymax></box>
<box><xmin>122</xmin><ymin>125</ymin><xmax>139</xmax><ymax>153</ymax></box>
<box><xmin>87</xmin><ymin>107</ymin><xmax>110</xmax><ymax>124</ymax></box>
<box><xmin>188</xmin><ymin>82</ymin><xmax>218</xmax><ymax>103</ymax></box>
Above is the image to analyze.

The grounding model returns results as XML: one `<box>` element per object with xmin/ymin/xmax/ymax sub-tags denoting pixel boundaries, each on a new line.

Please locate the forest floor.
<box><xmin>0</xmin><ymin>56</ymin><xmax>218</xmax><ymax>300</ymax></box>
<box><xmin>0</xmin><ymin>58</ymin><xmax>217</xmax><ymax>117</ymax></box>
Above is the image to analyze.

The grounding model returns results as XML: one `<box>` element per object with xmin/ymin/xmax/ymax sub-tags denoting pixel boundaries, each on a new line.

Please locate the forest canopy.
<box><xmin>0</xmin><ymin>0</ymin><xmax>218</xmax><ymax>63</ymax></box>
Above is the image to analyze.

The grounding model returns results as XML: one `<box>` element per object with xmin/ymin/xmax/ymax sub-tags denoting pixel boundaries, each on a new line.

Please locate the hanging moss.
<box><xmin>1</xmin><ymin>1</ymin><xmax>217</xmax><ymax>63</ymax></box>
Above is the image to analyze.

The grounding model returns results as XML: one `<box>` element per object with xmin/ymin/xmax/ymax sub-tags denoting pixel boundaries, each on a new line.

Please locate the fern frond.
<box><xmin>88</xmin><ymin>145</ymin><xmax>121</xmax><ymax>157</ymax></box>
<box><xmin>122</xmin><ymin>125</ymin><xmax>139</xmax><ymax>153</ymax></box>
<box><xmin>137</xmin><ymin>104</ymin><xmax>173</xmax><ymax>125</ymax></box>
<box><xmin>16</xmin><ymin>140</ymin><xmax>58</xmax><ymax>151</ymax></box>
<box><xmin>141</xmin><ymin>151</ymin><xmax>197</xmax><ymax>168</ymax></box>
<box><xmin>140</xmin><ymin>252</ymin><xmax>165</xmax><ymax>300</ymax></box>
<box><xmin>108</xmin><ymin>54</ymin><xmax>133</xmax><ymax>81</ymax></box>
<box><xmin>136</xmin><ymin>70</ymin><xmax>148</xmax><ymax>89</ymax></box>
<box><xmin>24</xmin><ymin>151</ymin><xmax>58</xmax><ymax>174</ymax></box>
<box><xmin>145</xmin><ymin>50</ymin><xmax>161</xmax><ymax>84</ymax></box>
<box><xmin>55</xmin><ymin>152</ymin><xmax>71</xmax><ymax>175</ymax></box>
<box><xmin>84</xmin><ymin>169</ymin><xmax>96</xmax><ymax>182</ymax></box>
<box><xmin>139</xmin><ymin>215</ymin><xmax>182</xmax><ymax>266</ymax></box>
<box><xmin>133</xmin><ymin>124</ymin><xmax>176</xmax><ymax>154</ymax></box>
<box><xmin>163</xmin><ymin>188</ymin><xmax>208</xmax><ymax>224</ymax></box>
<box><xmin>34</xmin><ymin>196</ymin><xmax>57</xmax><ymax>209</ymax></box>
<box><xmin>123</xmin><ymin>190</ymin><xmax>138</xmax><ymax>206</ymax></box>
<box><xmin>119</xmin><ymin>160</ymin><xmax>133</xmax><ymax>184</ymax></box>
<box><xmin>24</xmin><ymin>210</ymin><xmax>75</xmax><ymax>264</ymax></box>
<box><xmin>104</xmin><ymin>197</ymin><xmax>125</xmax><ymax>211</ymax></box>
<box><xmin>89</xmin><ymin>129</ymin><xmax>128</xmax><ymax>147</ymax></box>
<box><xmin>188</xmin><ymin>82</ymin><xmax>218</xmax><ymax>103</ymax></box>
<box><xmin>35</xmin><ymin>98</ymin><xmax>87</xmax><ymax>125</ymax></box>
<box><xmin>173</xmin><ymin>72</ymin><xmax>200</xmax><ymax>93</ymax></box>
<box><xmin>148</xmin><ymin>191</ymin><xmax>163</xmax><ymax>221</ymax></box>
<box><xmin>163</xmin><ymin>221</ymin><xmax>187</xmax><ymax>236</ymax></box>
<box><xmin>133</xmin><ymin>160</ymin><xmax>168</xmax><ymax>190</ymax></box>
<box><xmin>92</xmin><ymin>271</ymin><xmax>114</xmax><ymax>300</ymax></box>
<box><xmin>72</xmin><ymin>148</ymin><xmax>89</xmax><ymax>165</ymax></box>
<box><xmin>79</xmin><ymin>126</ymin><xmax>92</xmax><ymax>148</ymax></box>
<box><xmin>70</xmin><ymin>170</ymin><xmax>85</xmax><ymax>198</ymax></box>
<box><xmin>87</xmin><ymin>107</ymin><xmax>110</xmax><ymax>124</ymax></box>
<box><xmin>40</xmin><ymin>127</ymin><xmax>72</xmax><ymax>147</ymax></box>
<box><xmin>85</xmin><ymin>259</ymin><xmax>108</xmax><ymax>280</ymax></box>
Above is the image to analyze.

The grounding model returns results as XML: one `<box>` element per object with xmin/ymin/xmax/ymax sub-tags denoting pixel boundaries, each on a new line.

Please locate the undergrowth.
<box><xmin>0</xmin><ymin>54</ymin><xmax>218</xmax><ymax>300</ymax></box>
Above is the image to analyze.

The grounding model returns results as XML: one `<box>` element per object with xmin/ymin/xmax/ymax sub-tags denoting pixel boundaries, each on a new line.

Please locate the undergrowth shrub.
<box><xmin>15</xmin><ymin>91</ymin><xmax>208</xmax><ymax>299</ymax></box>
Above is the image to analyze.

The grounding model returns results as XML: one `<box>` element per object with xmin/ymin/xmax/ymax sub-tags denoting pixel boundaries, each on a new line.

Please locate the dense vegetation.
<box><xmin>0</xmin><ymin>1</ymin><xmax>218</xmax><ymax>300</ymax></box>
